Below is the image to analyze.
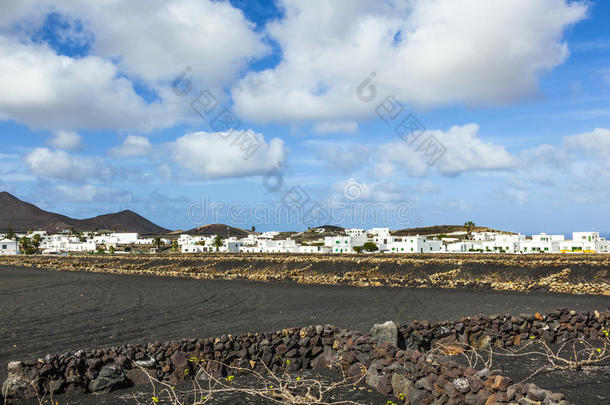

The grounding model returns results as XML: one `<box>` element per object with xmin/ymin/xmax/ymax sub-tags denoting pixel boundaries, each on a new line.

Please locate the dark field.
<box><xmin>1</xmin><ymin>265</ymin><xmax>609</xmax><ymax>404</ymax></box>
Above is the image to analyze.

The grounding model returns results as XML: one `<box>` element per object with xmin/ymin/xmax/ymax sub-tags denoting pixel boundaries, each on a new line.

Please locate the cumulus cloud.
<box><xmin>562</xmin><ymin>128</ymin><xmax>610</xmax><ymax>160</ymax></box>
<box><xmin>108</xmin><ymin>135</ymin><xmax>153</xmax><ymax>158</ymax></box>
<box><xmin>315</xmin><ymin>144</ymin><xmax>371</xmax><ymax>173</ymax></box>
<box><xmin>53</xmin><ymin>184</ymin><xmax>132</xmax><ymax>203</ymax></box>
<box><xmin>48</xmin><ymin>130</ymin><xmax>83</xmax><ymax>151</ymax></box>
<box><xmin>0</xmin><ymin>0</ymin><xmax>268</xmax><ymax>131</ymax></box>
<box><xmin>375</xmin><ymin>124</ymin><xmax>516</xmax><ymax>177</ymax></box>
<box><xmin>0</xmin><ymin>36</ymin><xmax>175</xmax><ymax>131</ymax></box>
<box><xmin>232</xmin><ymin>0</ymin><xmax>587</xmax><ymax>124</ymax></box>
<box><xmin>169</xmin><ymin>131</ymin><xmax>285</xmax><ymax>179</ymax></box>
<box><xmin>313</xmin><ymin>121</ymin><xmax>358</xmax><ymax>134</ymax></box>
<box><xmin>23</xmin><ymin>147</ymin><xmax>109</xmax><ymax>182</ymax></box>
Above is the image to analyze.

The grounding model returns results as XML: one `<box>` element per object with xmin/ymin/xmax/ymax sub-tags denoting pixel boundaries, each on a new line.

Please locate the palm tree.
<box><xmin>213</xmin><ymin>234</ymin><xmax>223</xmax><ymax>252</ymax></box>
<box><xmin>464</xmin><ymin>221</ymin><xmax>475</xmax><ymax>239</ymax></box>
<box><xmin>251</xmin><ymin>225</ymin><xmax>256</xmax><ymax>233</ymax></box>
<box><xmin>32</xmin><ymin>234</ymin><xmax>42</xmax><ymax>250</ymax></box>
<box><xmin>153</xmin><ymin>237</ymin><xmax>163</xmax><ymax>251</ymax></box>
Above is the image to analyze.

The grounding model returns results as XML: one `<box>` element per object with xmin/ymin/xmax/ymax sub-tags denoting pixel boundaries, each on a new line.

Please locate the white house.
<box><xmin>0</xmin><ymin>238</ymin><xmax>18</xmax><ymax>255</ymax></box>
<box><xmin>298</xmin><ymin>245</ymin><xmax>330</xmax><ymax>253</ymax></box>
<box><xmin>110</xmin><ymin>233</ymin><xmax>139</xmax><ymax>244</ymax></box>
<box><xmin>325</xmin><ymin>235</ymin><xmax>368</xmax><ymax>253</ymax></box>
<box><xmin>386</xmin><ymin>236</ymin><xmax>444</xmax><ymax>254</ymax></box>
<box><xmin>446</xmin><ymin>241</ymin><xmax>477</xmax><ymax>252</ymax></box>
<box><xmin>369</xmin><ymin>228</ymin><xmax>391</xmax><ymax>236</ymax></box>
<box><xmin>559</xmin><ymin>232</ymin><xmax>599</xmax><ymax>253</ymax></box>
<box><xmin>519</xmin><ymin>233</ymin><xmax>564</xmax><ymax>254</ymax></box>
<box><xmin>345</xmin><ymin>228</ymin><xmax>365</xmax><ymax>237</ymax></box>
<box><xmin>471</xmin><ymin>232</ymin><xmax>497</xmax><ymax>241</ymax></box>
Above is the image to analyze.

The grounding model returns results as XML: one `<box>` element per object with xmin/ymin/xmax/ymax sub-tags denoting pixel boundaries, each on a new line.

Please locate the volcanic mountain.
<box><xmin>0</xmin><ymin>191</ymin><xmax>169</xmax><ymax>234</ymax></box>
<box><xmin>186</xmin><ymin>223</ymin><xmax>251</xmax><ymax>238</ymax></box>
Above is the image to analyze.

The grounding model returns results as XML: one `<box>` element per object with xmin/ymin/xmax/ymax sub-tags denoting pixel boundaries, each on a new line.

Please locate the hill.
<box><xmin>186</xmin><ymin>223</ymin><xmax>250</xmax><ymax>238</ymax></box>
<box><xmin>391</xmin><ymin>224</ymin><xmax>514</xmax><ymax>236</ymax></box>
<box><xmin>0</xmin><ymin>191</ymin><xmax>169</xmax><ymax>234</ymax></box>
<box><xmin>78</xmin><ymin>210</ymin><xmax>169</xmax><ymax>235</ymax></box>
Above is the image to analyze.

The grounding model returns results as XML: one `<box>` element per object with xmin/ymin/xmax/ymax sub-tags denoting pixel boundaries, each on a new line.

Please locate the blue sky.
<box><xmin>0</xmin><ymin>0</ymin><xmax>609</xmax><ymax>235</ymax></box>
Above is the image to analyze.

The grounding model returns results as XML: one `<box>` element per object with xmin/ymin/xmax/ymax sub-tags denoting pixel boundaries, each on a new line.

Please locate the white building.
<box><xmin>325</xmin><ymin>235</ymin><xmax>369</xmax><ymax>253</ymax></box>
<box><xmin>368</xmin><ymin>228</ymin><xmax>391</xmax><ymax>236</ymax></box>
<box><xmin>110</xmin><ymin>233</ymin><xmax>139</xmax><ymax>244</ymax></box>
<box><xmin>519</xmin><ymin>233</ymin><xmax>564</xmax><ymax>254</ymax></box>
<box><xmin>345</xmin><ymin>228</ymin><xmax>365</xmax><ymax>237</ymax></box>
<box><xmin>298</xmin><ymin>245</ymin><xmax>330</xmax><ymax>253</ymax></box>
<box><xmin>471</xmin><ymin>232</ymin><xmax>497</xmax><ymax>241</ymax></box>
<box><xmin>0</xmin><ymin>238</ymin><xmax>18</xmax><ymax>255</ymax></box>
<box><xmin>386</xmin><ymin>236</ymin><xmax>444</xmax><ymax>254</ymax></box>
<box><xmin>559</xmin><ymin>232</ymin><xmax>599</xmax><ymax>253</ymax></box>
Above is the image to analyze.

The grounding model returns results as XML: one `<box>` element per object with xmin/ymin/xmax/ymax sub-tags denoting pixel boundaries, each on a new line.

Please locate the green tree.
<box><xmin>213</xmin><ymin>234</ymin><xmax>223</xmax><ymax>252</ymax></box>
<box><xmin>97</xmin><ymin>246</ymin><xmax>106</xmax><ymax>254</ymax></box>
<box><xmin>171</xmin><ymin>240</ymin><xmax>179</xmax><ymax>252</ymax></box>
<box><xmin>251</xmin><ymin>225</ymin><xmax>256</xmax><ymax>233</ymax></box>
<box><xmin>363</xmin><ymin>242</ymin><xmax>378</xmax><ymax>252</ymax></box>
<box><xmin>153</xmin><ymin>237</ymin><xmax>164</xmax><ymax>251</ymax></box>
<box><xmin>109</xmin><ymin>246</ymin><xmax>116</xmax><ymax>254</ymax></box>
<box><xmin>31</xmin><ymin>234</ymin><xmax>42</xmax><ymax>250</ymax></box>
<box><xmin>464</xmin><ymin>221</ymin><xmax>475</xmax><ymax>239</ymax></box>
<box><xmin>353</xmin><ymin>246</ymin><xmax>363</xmax><ymax>253</ymax></box>
<box><xmin>19</xmin><ymin>237</ymin><xmax>36</xmax><ymax>255</ymax></box>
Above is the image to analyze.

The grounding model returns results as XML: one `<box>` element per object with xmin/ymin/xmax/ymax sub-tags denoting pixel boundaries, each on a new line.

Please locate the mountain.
<box><xmin>391</xmin><ymin>225</ymin><xmax>514</xmax><ymax>236</ymax></box>
<box><xmin>0</xmin><ymin>192</ymin><xmax>169</xmax><ymax>234</ymax></box>
<box><xmin>186</xmin><ymin>223</ymin><xmax>251</xmax><ymax>238</ymax></box>
<box><xmin>78</xmin><ymin>210</ymin><xmax>169</xmax><ymax>235</ymax></box>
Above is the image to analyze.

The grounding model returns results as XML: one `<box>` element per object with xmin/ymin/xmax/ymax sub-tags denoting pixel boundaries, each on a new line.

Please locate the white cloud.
<box><xmin>313</xmin><ymin>121</ymin><xmax>358</xmax><ymax>134</ymax></box>
<box><xmin>562</xmin><ymin>128</ymin><xmax>610</xmax><ymax>160</ymax></box>
<box><xmin>315</xmin><ymin>144</ymin><xmax>371</xmax><ymax>173</ymax></box>
<box><xmin>23</xmin><ymin>147</ymin><xmax>106</xmax><ymax>182</ymax></box>
<box><xmin>53</xmin><ymin>184</ymin><xmax>131</xmax><ymax>203</ymax></box>
<box><xmin>376</xmin><ymin>124</ymin><xmax>516</xmax><ymax>177</ymax></box>
<box><xmin>108</xmin><ymin>135</ymin><xmax>153</xmax><ymax>158</ymax></box>
<box><xmin>170</xmin><ymin>131</ymin><xmax>285</xmax><ymax>179</ymax></box>
<box><xmin>48</xmin><ymin>130</ymin><xmax>83</xmax><ymax>151</ymax></box>
<box><xmin>0</xmin><ymin>0</ymin><xmax>267</xmax><ymax>131</ymax></box>
<box><xmin>497</xmin><ymin>188</ymin><xmax>529</xmax><ymax>205</ymax></box>
<box><xmin>83</xmin><ymin>0</ymin><xmax>268</xmax><ymax>86</ymax></box>
<box><xmin>0</xmin><ymin>36</ymin><xmax>176</xmax><ymax>131</ymax></box>
<box><xmin>233</xmin><ymin>0</ymin><xmax>587</xmax><ymax>124</ymax></box>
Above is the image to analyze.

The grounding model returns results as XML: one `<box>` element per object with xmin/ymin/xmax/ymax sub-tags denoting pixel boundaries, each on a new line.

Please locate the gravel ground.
<box><xmin>1</xmin><ymin>265</ymin><xmax>608</xmax><ymax>404</ymax></box>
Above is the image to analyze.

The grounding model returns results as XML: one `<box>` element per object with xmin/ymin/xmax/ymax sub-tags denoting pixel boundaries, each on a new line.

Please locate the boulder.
<box><xmin>391</xmin><ymin>372</ymin><xmax>414</xmax><ymax>399</ymax></box>
<box><xmin>371</xmin><ymin>321</ymin><xmax>398</xmax><ymax>347</ymax></box>
<box><xmin>2</xmin><ymin>361</ymin><xmax>40</xmax><ymax>400</ymax></box>
<box><xmin>88</xmin><ymin>364</ymin><xmax>129</xmax><ymax>393</ymax></box>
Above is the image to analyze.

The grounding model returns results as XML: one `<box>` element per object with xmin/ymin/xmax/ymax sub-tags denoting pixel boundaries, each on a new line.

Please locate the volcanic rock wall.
<box><xmin>2</xmin><ymin>308</ymin><xmax>608</xmax><ymax>404</ymax></box>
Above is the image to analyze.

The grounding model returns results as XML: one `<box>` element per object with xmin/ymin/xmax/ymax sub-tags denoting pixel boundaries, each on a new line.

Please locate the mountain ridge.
<box><xmin>0</xmin><ymin>191</ymin><xmax>170</xmax><ymax>234</ymax></box>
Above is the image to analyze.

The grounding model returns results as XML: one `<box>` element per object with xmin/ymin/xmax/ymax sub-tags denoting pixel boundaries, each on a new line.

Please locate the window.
<box><xmin>1</xmin><ymin>244</ymin><xmax>6</xmax><ymax>249</ymax></box>
<box><xmin>336</xmin><ymin>241</ymin><xmax>340</xmax><ymax>244</ymax></box>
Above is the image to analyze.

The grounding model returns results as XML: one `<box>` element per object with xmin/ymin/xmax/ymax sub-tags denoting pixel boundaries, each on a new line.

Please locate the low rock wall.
<box><xmin>2</xmin><ymin>308</ymin><xmax>608</xmax><ymax>404</ymax></box>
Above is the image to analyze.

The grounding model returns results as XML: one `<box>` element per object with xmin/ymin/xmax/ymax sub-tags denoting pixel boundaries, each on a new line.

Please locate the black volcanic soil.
<box><xmin>1</xmin><ymin>266</ymin><xmax>609</xmax><ymax>404</ymax></box>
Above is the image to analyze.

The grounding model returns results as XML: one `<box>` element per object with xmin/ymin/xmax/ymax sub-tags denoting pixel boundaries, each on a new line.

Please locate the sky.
<box><xmin>0</xmin><ymin>0</ymin><xmax>609</xmax><ymax>235</ymax></box>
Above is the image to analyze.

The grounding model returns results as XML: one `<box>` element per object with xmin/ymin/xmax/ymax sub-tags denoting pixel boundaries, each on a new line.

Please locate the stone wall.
<box><xmin>2</xmin><ymin>308</ymin><xmax>608</xmax><ymax>404</ymax></box>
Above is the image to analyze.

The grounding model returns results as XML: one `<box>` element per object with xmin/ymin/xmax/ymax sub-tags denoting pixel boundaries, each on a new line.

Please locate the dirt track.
<box><xmin>1</xmin><ymin>265</ymin><xmax>609</xmax><ymax>391</ymax></box>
